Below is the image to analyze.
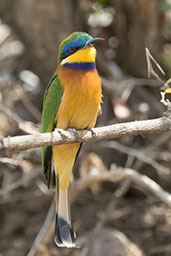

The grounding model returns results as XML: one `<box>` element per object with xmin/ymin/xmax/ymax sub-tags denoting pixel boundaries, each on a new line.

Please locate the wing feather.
<box><xmin>41</xmin><ymin>72</ymin><xmax>64</xmax><ymax>187</ymax></box>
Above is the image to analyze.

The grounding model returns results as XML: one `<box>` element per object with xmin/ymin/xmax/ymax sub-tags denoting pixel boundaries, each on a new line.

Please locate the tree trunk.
<box><xmin>110</xmin><ymin>0</ymin><xmax>163</xmax><ymax>77</ymax></box>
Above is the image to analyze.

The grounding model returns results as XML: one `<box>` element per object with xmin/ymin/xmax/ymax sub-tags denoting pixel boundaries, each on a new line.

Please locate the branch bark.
<box><xmin>0</xmin><ymin>117</ymin><xmax>171</xmax><ymax>152</ymax></box>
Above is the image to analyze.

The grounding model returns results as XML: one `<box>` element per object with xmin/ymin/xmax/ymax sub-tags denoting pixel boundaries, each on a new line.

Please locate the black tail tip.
<box><xmin>54</xmin><ymin>214</ymin><xmax>76</xmax><ymax>248</ymax></box>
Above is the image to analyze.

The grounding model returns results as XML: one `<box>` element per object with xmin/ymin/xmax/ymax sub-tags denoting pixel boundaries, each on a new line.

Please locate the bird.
<box><xmin>41</xmin><ymin>32</ymin><xmax>104</xmax><ymax>248</ymax></box>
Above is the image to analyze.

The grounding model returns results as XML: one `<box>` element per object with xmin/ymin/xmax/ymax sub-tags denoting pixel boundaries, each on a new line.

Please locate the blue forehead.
<box><xmin>63</xmin><ymin>38</ymin><xmax>90</xmax><ymax>53</ymax></box>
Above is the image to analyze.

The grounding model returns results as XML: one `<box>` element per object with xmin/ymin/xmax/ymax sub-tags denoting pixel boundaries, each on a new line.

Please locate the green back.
<box><xmin>41</xmin><ymin>71</ymin><xmax>64</xmax><ymax>187</ymax></box>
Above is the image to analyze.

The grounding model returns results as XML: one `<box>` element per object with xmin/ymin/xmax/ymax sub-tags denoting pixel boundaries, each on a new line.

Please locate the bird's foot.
<box><xmin>0</xmin><ymin>136</ymin><xmax>3</xmax><ymax>146</ymax></box>
<box><xmin>54</xmin><ymin>128</ymin><xmax>67</xmax><ymax>139</ymax></box>
<box><xmin>87</xmin><ymin>128</ymin><xmax>97</xmax><ymax>138</ymax></box>
<box><xmin>67</xmin><ymin>128</ymin><xmax>79</xmax><ymax>136</ymax></box>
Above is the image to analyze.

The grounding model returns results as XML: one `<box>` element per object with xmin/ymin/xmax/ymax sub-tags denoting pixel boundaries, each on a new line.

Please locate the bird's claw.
<box><xmin>67</xmin><ymin>128</ymin><xmax>79</xmax><ymax>136</ymax></box>
<box><xmin>87</xmin><ymin>128</ymin><xmax>97</xmax><ymax>138</ymax></box>
<box><xmin>54</xmin><ymin>128</ymin><xmax>67</xmax><ymax>139</ymax></box>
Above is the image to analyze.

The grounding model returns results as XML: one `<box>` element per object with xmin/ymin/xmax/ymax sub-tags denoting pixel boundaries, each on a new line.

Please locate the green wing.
<box><xmin>41</xmin><ymin>71</ymin><xmax>64</xmax><ymax>188</ymax></box>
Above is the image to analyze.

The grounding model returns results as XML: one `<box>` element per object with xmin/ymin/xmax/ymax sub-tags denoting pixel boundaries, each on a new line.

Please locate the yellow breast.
<box><xmin>56</xmin><ymin>66</ymin><xmax>102</xmax><ymax>130</ymax></box>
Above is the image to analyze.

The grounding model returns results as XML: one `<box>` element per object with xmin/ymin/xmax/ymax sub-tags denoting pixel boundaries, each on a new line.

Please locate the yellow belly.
<box><xmin>53</xmin><ymin>143</ymin><xmax>80</xmax><ymax>189</ymax></box>
<box><xmin>53</xmin><ymin>67</ymin><xmax>102</xmax><ymax>189</ymax></box>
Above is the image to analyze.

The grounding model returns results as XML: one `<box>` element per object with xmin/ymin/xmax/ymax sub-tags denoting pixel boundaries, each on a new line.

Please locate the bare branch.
<box><xmin>0</xmin><ymin>117</ymin><xmax>171</xmax><ymax>152</ymax></box>
<box><xmin>26</xmin><ymin>195</ymin><xmax>55</xmax><ymax>256</ymax></box>
<box><xmin>73</xmin><ymin>167</ymin><xmax>171</xmax><ymax>207</ymax></box>
<box><xmin>15</xmin><ymin>84</ymin><xmax>42</xmax><ymax>122</ymax></box>
<box><xmin>149</xmin><ymin>243</ymin><xmax>171</xmax><ymax>255</ymax></box>
<box><xmin>0</xmin><ymin>169</ymin><xmax>41</xmax><ymax>197</ymax></box>
<box><xmin>0</xmin><ymin>102</ymin><xmax>39</xmax><ymax>135</ymax></box>
<box><xmin>100</xmin><ymin>141</ymin><xmax>170</xmax><ymax>175</ymax></box>
<box><xmin>145</xmin><ymin>48</ymin><xmax>165</xmax><ymax>81</ymax></box>
<box><xmin>0</xmin><ymin>157</ymin><xmax>19</xmax><ymax>166</ymax></box>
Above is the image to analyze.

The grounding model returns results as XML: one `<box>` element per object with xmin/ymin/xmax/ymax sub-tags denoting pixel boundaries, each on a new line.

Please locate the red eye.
<box><xmin>68</xmin><ymin>46</ymin><xmax>75</xmax><ymax>53</ymax></box>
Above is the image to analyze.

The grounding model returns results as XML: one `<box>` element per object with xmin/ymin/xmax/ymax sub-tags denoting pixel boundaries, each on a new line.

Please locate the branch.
<box><xmin>0</xmin><ymin>169</ymin><xmax>41</xmax><ymax>197</ymax></box>
<box><xmin>26</xmin><ymin>195</ymin><xmax>55</xmax><ymax>256</ymax></box>
<box><xmin>0</xmin><ymin>117</ymin><xmax>171</xmax><ymax>152</ymax></box>
<box><xmin>100</xmin><ymin>141</ymin><xmax>170</xmax><ymax>175</ymax></box>
<box><xmin>0</xmin><ymin>102</ymin><xmax>39</xmax><ymax>135</ymax></box>
<box><xmin>72</xmin><ymin>167</ymin><xmax>171</xmax><ymax>207</ymax></box>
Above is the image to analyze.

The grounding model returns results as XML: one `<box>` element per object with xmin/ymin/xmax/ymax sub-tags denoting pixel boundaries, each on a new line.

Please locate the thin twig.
<box><xmin>101</xmin><ymin>141</ymin><xmax>170</xmax><ymax>175</ymax></box>
<box><xmin>26</xmin><ymin>195</ymin><xmax>55</xmax><ymax>256</ymax></box>
<box><xmin>96</xmin><ymin>178</ymin><xmax>132</xmax><ymax>228</ymax></box>
<box><xmin>0</xmin><ymin>191</ymin><xmax>46</xmax><ymax>205</ymax></box>
<box><xmin>15</xmin><ymin>84</ymin><xmax>42</xmax><ymax>122</ymax></box>
<box><xmin>0</xmin><ymin>102</ymin><xmax>39</xmax><ymax>135</ymax></box>
<box><xmin>161</xmin><ymin>78</ymin><xmax>171</xmax><ymax>91</ymax></box>
<box><xmin>0</xmin><ymin>117</ymin><xmax>171</xmax><ymax>152</ymax></box>
<box><xmin>0</xmin><ymin>169</ymin><xmax>41</xmax><ymax>197</ymax></box>
<box><xmin>149</xmin><ymin>243</ymin><xmax>171</xmax><ymax>255</ymax></box>
<box><xmin>102</xmin><ymin>76</ymin><xmax>162</xmax><ymax>103</ymax></box>
<box><xmin>145</xmin><ymin>48</ymin><xmax>165</xmax><ymax>82</ymax></box>
<box><xmin>0</xmin><ymin>157</ymin><xmax>19</xmax><ymax>166</ymax></box>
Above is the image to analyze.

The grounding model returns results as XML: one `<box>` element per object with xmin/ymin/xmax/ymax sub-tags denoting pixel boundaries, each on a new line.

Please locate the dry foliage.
<box><xmin>0</xmin><ymin>2</ymin><xmax>171</xmax><ymax>256</ymax></box>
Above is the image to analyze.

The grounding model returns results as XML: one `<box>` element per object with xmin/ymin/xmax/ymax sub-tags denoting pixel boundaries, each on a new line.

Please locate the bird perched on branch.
<box><xmin>41</xmin><ymin>32</ymin><xmax>103</xmax><ymax>248</ymax></box>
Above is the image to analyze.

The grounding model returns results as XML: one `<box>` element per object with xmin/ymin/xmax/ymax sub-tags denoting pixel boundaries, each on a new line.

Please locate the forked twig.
<box><xmin>145</xmin><ymin>47</ymin><xmax>165</xmax><ymax>82</ymax></box>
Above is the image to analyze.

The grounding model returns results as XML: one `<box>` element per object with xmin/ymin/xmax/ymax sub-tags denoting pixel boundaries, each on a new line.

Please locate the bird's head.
<box><xmin>58</xmin><ymin>32</ymin><xmax>104</xmax><ymax>66</ymax></box>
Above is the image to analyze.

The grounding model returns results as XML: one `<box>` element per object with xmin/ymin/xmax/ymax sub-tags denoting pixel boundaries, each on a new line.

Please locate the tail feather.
<box><xmin>54</xmin><ymin>187</ymin><xmax>76</xmax><ymax>248</ymax></box>
<box><xmin>54</xmin><ymin>214</ymin><xmax>75</xmax><ymax>247</ymax></box>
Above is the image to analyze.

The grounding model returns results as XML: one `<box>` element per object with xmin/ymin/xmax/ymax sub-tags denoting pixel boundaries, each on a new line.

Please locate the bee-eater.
<box><xmin>41</xmin><ymin>32</ymin><xmax>103</xmax><ymax>248</ymax></box>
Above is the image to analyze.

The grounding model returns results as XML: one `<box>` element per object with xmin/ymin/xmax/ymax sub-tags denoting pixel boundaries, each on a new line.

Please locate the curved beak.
<box><xmin>85</xmin><ymin>37</ymin><xmax>104</xmax><ymax>47</ymax></box>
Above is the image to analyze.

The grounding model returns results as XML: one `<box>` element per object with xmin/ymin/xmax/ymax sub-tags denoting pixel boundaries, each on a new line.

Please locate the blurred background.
<box><xmin>0</xmin><ymin>0</ymin><xmax>171</xmax><ymax>255</ymax></box>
